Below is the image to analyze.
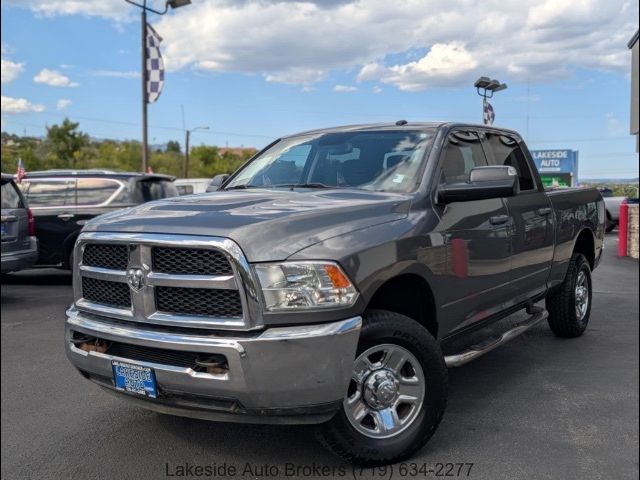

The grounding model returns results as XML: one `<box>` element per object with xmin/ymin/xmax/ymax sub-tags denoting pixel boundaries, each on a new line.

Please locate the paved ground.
<box><xmin>1</xmin><ymin>234</ymin><xmax>638</xmax><ymax>480</ymax></box>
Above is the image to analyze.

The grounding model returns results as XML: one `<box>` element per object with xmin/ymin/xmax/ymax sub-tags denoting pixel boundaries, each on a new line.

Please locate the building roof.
<box><xmin>628</xmin><ymin>29</ymin><xmax>639</xmax><ymax>49</ymax></box>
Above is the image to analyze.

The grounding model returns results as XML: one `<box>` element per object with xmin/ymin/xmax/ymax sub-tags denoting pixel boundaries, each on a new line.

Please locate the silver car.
<box><xmin>1</xmin><ymin>174</ymin><xmax>38</xmax><ymax>273</ymax></box>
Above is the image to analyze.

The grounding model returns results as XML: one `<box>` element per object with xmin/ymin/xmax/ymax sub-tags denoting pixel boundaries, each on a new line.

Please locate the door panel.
<box><xmin>20</xmin><ymin>179</ymin><xmax>76</xmax><ymax>265</ymax></box>
<box><xmin>429</xmin><ymin>129</ymin><xmax>513</xmax><ymax>334</ymax></box>
<box><xmin>481</xmin><ymin>132</ymin><xmax>554</xmax><ymax>301</ymax></box>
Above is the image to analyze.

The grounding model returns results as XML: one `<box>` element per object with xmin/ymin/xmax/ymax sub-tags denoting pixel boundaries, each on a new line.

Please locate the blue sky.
<box><xmin>1</xmin><ymin>0</ymin><xmax>638</xmax><ymax>179</ymax></box>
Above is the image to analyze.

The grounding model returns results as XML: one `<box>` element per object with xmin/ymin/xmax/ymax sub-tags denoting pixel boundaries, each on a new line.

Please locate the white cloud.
<box><xmin>33</xmin><ymin>68</ymin><xmax>79</xmax><ymax>87</ymax></box>
<box><xmin>333</xmin><ymin>85</ymin><xmax>358</xmax><ymax>92</ymax></box>
<box><xmin>8</xmin><ymin>0</ymin><xmax>638</xmax><ymax>90</ymax></box>
<box><xmin>6</xmin><ymin>0</ymin><xmax>131</xmax><ymax>22</ymax></box>
<box><xmin>372</xmin><ymin>86</ymin><xmax>383</xmax><ymax>94</ymax></box>
<box><xmin>57</xmin><ymin>99</ymin><xmax>72</xmax><ymax>110</ymax></box>
<box><xmin>1</xmin><ymin>96</ymin><xmax>45</xmax><ymax>114</ymax></box>
<box><xmin>1</xmin><ymin>59</ymin><xmax>24</xmax><ymax>84</ymax></box>
<box><xmin>91</xmin><ymin>69</ymin><xmax>140</xmax><ymax>79</ymax></box>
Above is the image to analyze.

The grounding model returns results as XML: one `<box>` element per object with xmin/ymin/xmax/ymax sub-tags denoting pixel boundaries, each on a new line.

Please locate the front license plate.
<box><xmin>112</xmin><ymin>360</ymin><xmax>157</xmax><ymax>398</ymax></box>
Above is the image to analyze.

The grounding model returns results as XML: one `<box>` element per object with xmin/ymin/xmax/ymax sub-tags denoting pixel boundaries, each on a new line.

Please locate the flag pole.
<box><xmin>141</xmin><ymin>5</ymin><xmax>149</xmax><ymax>173</ymax></box>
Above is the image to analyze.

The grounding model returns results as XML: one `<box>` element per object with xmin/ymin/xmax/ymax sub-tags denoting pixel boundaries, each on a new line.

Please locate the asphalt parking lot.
<box><xmin>1</xmin><ymin>234</ymin><xmax>638</xmax><ymax>480</ymax></box>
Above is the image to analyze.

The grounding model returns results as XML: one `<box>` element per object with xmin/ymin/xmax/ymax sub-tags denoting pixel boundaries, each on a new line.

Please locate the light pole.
<box><xmin>474</xmin><ymin>76</ymin><xmax>507</xmax><ymax>125</ymax></box>
<box><xmin>124</xmin><ymin>0</ymin><xmax>192</xmax><ymax>172</ymax></box>
<box><xmin>184</xmin><ymin>126</ymin><xmax>209</xmax><ymax>178</ymax></box>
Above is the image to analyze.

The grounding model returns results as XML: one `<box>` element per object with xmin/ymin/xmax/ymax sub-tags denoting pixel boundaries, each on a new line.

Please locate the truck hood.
<box><xmin>84</xmin><ymin>188</ymin><xmax>412</xmax><ymax>261</ymax></box>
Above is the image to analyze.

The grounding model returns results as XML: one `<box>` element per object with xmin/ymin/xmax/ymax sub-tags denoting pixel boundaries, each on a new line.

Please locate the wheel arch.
<box><xmin>573</xmin><ymin>228</ymin><xmax>596</xmax><ymax>270</ymax></box>
<box><xmin>365</xmin><ymin>273</ymin><xmax>438</xmax><ymax>339</ymax></box>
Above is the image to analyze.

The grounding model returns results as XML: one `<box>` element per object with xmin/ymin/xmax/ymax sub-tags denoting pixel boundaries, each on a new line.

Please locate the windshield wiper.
<box><xmin>224</xmin><ymin>184</ymin><xmax>261</xmax><ymax>190</ymax></box>
<box><xmin>272</xmin><ymin>183</ymin><xmax>333</xmax><ymax>189</ymax></box>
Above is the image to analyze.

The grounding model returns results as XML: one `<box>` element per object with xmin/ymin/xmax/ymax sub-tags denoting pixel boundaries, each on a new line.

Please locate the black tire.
<box><xmin>546</xmin><ymin>253</ymin><xmax>592</xmax><ymax>338</ymax></box>
<box><xmin>605</xmin><ymin>212</ymin><xmax>615</xmax><ymax>233</ymax></box>
<box><xmin>317</xmin><ymin>309</ymin><xmax>447</xmax><ymax>465</ymax></box>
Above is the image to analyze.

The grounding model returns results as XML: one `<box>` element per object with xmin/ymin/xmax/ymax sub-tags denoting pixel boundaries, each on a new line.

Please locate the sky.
<box><xmin>1</xmin><ymin>0</ymin><xmax>638</xmax><ymax>179</ymax></box>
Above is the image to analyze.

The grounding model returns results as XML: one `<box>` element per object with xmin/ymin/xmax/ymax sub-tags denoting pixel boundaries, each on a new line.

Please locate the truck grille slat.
<box><xmin>156</xmin><ymin>286</ymin><xmax>243</xmax><ymax>318</ymax></box>
<box><xmin>82</xmin><ymin>277</ymin><xmax>131</xmax><ymax>308</ymax></box>
<box><xmin>82</xmin><ymin>244</ymin><xmax>129</xmax><ymax>270</ymax></box>
<box><xmin>152</xmin><ymin>247</ymin><xmax>233</xmax><ymax>276</ymax></box>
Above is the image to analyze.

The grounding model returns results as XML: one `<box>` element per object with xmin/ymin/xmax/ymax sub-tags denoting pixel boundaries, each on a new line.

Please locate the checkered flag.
<box><xmin>146</xmin><ymin>23</ymin><xmax>164</xmax><ymax>104</ymax></box>
<box><xmin>483</xmin><ymin>98</ymin><xmax>495</xmax><ymax>125</ymax></box>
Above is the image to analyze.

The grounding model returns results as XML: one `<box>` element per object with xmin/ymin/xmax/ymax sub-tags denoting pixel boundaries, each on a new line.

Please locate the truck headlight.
<box><xmin>254</xmin><ymin>261</ymin><xmax>358</xmax><ymax>311</ymax></box>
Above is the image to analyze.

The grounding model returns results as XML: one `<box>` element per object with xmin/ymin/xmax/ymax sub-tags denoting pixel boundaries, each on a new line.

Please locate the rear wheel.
<box><xmin>317</xmin><ymin>309</ymin><xmax>447</xmax><ymax>465</ymax></box>
<box><xmin>605</xmin><ymin>211</ymin><xmax>615</xmax><ymax>233</ymax></box>
<box><xmin>546</xmin><ymin>253</ymin><xmax>592</xmax><ymax>338</ymax></box>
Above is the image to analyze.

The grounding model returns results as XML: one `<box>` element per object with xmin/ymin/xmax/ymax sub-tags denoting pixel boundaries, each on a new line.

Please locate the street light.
<box><xmin>184</xmin><ymin>125</ymin><xmax>209</xmax><ymax>178</ymax></box>
<box><xmin>474</xmin><ymin>76</ymin><xmax>507</xmax><ymax>124</ymax></box>
<box><xmin>124</xmin><ymin>0</ymin><xmax>192</xmax><ymax>172</ymax></box>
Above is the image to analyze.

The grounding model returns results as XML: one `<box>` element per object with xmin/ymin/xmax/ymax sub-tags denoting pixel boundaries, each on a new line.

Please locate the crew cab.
<box><xmin>64</xmin><ymin>122</ymin><xmax>604</xmax><ymax>465</ymax></box>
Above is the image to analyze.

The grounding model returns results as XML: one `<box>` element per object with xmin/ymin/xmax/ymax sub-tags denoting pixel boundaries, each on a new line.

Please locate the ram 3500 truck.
<box><xmin>65</xmin><ymin>122</ymin><xmax>604</xmax><ymax>465</ymax></box>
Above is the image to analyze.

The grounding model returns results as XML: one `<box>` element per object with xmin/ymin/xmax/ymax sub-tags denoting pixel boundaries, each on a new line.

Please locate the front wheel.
<box><xmin>546</xmin><ymin>253</ymin><xmax>592</xmax><ymax>338</ymax></box>
<box><xmin>317</xmin><ymin>309</ymin><xmax>447</xmax><ymax>465</ymax></box>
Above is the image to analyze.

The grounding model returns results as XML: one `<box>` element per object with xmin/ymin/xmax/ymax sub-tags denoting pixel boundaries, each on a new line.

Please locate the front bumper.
<box><xmin>65</xmin><ymin>306</ymin><xmax>361</xmax><ymax>424</ymax></box>
<box><xmin>1</xmin><ymin>237</ymin><xmax>38</xmax><ymax>273</ymax></box>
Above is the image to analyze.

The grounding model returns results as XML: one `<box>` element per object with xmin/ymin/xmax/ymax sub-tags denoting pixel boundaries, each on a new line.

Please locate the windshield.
<box><xmin>224</xmin><ymin>129</ymin><xmax>436</xmax><ymax>193</ymax></box>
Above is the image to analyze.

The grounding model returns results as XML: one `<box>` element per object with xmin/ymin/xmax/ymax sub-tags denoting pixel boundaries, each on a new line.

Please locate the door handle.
<box><xmin>0</xmin><ymin>215</ymin><xmax>18</xmax><ymax>223</ymax></box>
<box><xmin>536</xmin><ymin>207</ymin><xmax>552</xmax><ymax>216</ymax></box>
<box><xmin>57</xmin><ymin>213</ymin><xmax>75</xmax><ymax>221</ymax></box>
<box><xmin>490</xmin><ymin>214</ymin><xmax>510</xmax><ymax>226</ymax></box>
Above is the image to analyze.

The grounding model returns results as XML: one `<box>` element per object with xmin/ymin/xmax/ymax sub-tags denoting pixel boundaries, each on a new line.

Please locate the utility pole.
<box><xmin>125</xmin><ymin>0</ymin><xmax>193</xmax><ymax>172</ymax></box>
<box><xmin>141</xmin><ymin>5</ymin><xmax>148</xmax><ymax>172</ymax></box>
<box><xmin>183</xmin><ymin>125</ymin><xmax>209</xmax><ymax>178</ymax></box>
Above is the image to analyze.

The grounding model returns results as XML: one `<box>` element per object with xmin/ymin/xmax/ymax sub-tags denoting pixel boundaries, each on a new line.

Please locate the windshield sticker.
<box><xmin>393</xmin><ymin>174</ymin><xmax>405</xmax><ymax>184</ymax></box>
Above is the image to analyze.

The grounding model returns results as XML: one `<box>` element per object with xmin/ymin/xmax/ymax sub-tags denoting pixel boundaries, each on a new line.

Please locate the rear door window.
<box><xmin>76</xmin><ymin>178</ymin><xmax>121</xmax><ymax>206</ymax></box>
<box><xmin>137</xmin><ymin>180</ymin><xmax>178</xmax><ymax>202</ymax></box>
<box><xmin>20</xmin><ymin>180</ymin><xmax>75</xmax><ymax>207</ymax></box>
<box><xmin>482</xmin><ymin>133</ymin><xmax>536</xmax><ymax>191</ymax></box>
<box><xmin>1</xmin><ymin>180</ymin><xmax>24</xmax><ymax>209</ymax></box>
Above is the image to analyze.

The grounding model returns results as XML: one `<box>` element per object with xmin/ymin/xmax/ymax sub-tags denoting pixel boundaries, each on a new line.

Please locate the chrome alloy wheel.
<box><xmin>344</xmin><ymin>344</ymin><xmax>425</xmax><ymax>439</ymax></box>
<box><xmin>575</xmin><ymin>270</ymin><xmax>589</xmax><ymax>321</ymax></box>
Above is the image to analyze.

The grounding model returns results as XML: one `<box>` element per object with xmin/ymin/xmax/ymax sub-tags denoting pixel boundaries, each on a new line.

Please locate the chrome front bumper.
<box><xmin>65</xmin><ymin>306</ymin><xmax>361</xmax><ymax>424</ymax></box>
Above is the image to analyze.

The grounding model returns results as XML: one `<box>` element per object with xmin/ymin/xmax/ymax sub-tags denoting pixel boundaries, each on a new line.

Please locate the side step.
<box><xmin>444</xmin><ymin>306</ymin><xmax>549</xmax><ymax>368</ymax></box>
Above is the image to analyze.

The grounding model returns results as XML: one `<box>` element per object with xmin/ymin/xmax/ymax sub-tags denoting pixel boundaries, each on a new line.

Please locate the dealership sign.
<box><xmin>530</xmin><ymin>149</ymin><xmax>579</xmax><ymax>186</ymax></box>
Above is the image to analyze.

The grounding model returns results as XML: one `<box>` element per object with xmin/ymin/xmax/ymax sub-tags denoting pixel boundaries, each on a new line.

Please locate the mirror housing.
<box><xmin>207</xmin><ymin>173</ymin><xmax>230</xmax><ymax>192</ymax></box>
<box><xmin>438</xmin><ymin>166</ymin><xmax>518</xmax><ymax>204</ymax></box>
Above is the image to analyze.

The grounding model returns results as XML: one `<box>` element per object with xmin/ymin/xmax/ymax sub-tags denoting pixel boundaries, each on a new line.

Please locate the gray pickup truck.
<box><xmin>65</xmin><ymin>122</ymin><xmax>604</xmax><ymax>465</ymax></box>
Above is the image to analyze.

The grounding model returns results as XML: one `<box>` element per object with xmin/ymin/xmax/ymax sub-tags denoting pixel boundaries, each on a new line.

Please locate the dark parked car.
<box><xmin>64</xmin><ymin>123</ymin><xmax>604</xmax><ymax>465</ymax></box>
<box><xmin>19</xmin><ymin>170</ymin><xmax>177</xmax><ymax>268</ymax></box>
<box><xmin>1</xmin><ymin>174</ymin><xmax>38</xmax><ymax>273</ymax></box>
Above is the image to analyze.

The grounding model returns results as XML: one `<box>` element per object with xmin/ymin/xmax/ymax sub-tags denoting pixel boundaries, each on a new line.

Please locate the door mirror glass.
<box><xmin>438</xmin><ymin>166</ymin><xmax>518</xmax><ymax>203</ymax></box>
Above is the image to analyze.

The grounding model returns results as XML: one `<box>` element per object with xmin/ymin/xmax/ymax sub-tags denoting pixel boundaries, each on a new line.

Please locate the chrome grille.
<box><xmin>156</xmin><ymin>287</ymin><xmax>242</xmax><ymax>317</ymax></box>
<box><xmin>74</xmin><ymin>233</ymin><xmax>262</xmax><ymax>330</ymax></box>
<box><xmin>152</xmin><ymin>247</ymin><xmax>233</xmax><ymax>275</ymax></box>
<box><xmin>82</xmin><ymin>277</ymin><xmax>131</xmax><ymax>308</ymax></box>
<box><xmin>82</xmin><ymin>244</ymin><xmax>129</xmax><ymax>270</ymax></box>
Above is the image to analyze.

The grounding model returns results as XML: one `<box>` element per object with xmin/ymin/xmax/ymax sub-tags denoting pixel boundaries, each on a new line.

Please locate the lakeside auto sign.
<box><xmin>530</xmin><ymin>149</ymin><xmax>579</xmax><ymax>187</ymax></box>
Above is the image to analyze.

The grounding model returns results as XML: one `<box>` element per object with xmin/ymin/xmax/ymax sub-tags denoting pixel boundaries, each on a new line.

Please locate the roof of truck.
<box><xmin>284</xmin><ymin>121</ymin><xmax>520</xmax><ymax>138</ymax></box>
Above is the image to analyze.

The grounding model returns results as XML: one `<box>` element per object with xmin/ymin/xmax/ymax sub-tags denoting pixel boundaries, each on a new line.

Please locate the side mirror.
<box><xmin>207</xmin><ymin>174</ymin><xmax>230</xmax><ymax>192</ymax></box>
<box><xmin>438</xmin><ymin>166</ymin><xmax>519</xmax><ymax>204</ymax></box>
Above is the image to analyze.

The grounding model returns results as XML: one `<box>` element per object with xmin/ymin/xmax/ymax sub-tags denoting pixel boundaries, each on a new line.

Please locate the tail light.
<box><xmin>27</xmin><ymin>208</ymin><xmax>36</xmax><ymax>236</ymax></box>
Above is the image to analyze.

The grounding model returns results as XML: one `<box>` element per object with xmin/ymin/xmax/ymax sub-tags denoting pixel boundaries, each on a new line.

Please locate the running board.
<box><xmin>444</xmin><ymin>306</ymin><xmax>549</xmax><ymax>367</ymax></box>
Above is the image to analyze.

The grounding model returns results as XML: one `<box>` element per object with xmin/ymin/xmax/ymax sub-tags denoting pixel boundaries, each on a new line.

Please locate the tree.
<box><xmin>45</xmin><ymin>118</ymin><xmax>89</xmax><ymax>169</ymax></box>
<box><xmin>166</xmin><ymin>140</ymin><xmax>181</xmax><ymax>153</ymax></box>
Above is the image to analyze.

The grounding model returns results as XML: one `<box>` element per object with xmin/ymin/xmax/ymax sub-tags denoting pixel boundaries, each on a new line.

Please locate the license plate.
<box><xmin>0</xmin><ymin>223</ymin><xmax>6</xmax><ymax>237</ymax></box>
<box><xmin>111</xmin><ymin>360</ymin><xmax>157</xmax><ymax>398</ymax></box>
